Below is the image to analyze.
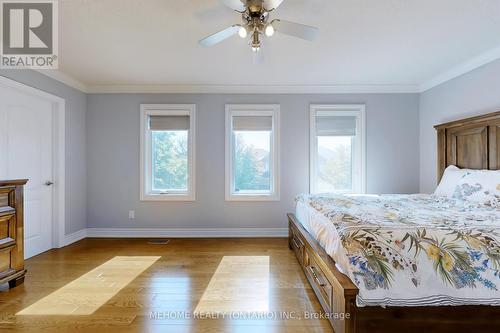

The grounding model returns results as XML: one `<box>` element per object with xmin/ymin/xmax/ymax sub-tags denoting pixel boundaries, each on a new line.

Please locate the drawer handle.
<box><xmin>310</xmin><ymin>266</ymin><xmax>327</xmax><ymax>287</ymax></box>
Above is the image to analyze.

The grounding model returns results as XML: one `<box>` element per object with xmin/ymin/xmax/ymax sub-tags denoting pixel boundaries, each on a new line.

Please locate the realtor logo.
<box><xmin>1</xmin><ymin>0</ymin><xmax>58</xmax><ymax>68</ymax></box>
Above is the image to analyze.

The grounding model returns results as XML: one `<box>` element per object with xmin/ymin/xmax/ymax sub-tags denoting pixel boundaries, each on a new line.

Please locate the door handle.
<box><xmin>44</xmin><ymin>181</ymin><xmax>54</xmax><ymax>186</ymax></box>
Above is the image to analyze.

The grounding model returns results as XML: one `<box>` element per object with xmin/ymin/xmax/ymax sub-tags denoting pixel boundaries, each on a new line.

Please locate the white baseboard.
<box><xmin>62</xmin><ymin>229</ymin><xmax>88</xmax><ymax>247</ymax></box>
<box><xmin>86</xmin><ymin>227</ymin><xmax>288</xmax><ymax>238</ymax></box>
<box><xmin>61</xmin><ymin>227</ymin><xmax>288</xmax><ymax>245</ymax></box>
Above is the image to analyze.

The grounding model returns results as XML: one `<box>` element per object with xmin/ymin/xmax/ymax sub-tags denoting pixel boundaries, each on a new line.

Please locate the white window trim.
<box><xmin>310</xmin><ymin>104</ymin><xmax>366</xmax><ymax>194</ymax></box>
<box><xmin>225</xmin><ymin>104</ymin><xmax>280</xmax><ymax>201</ymax></box>
<box><xmin>140</xmin><ymin>104</ymin><xmax>196</xmax><ymax>201</ymax></box>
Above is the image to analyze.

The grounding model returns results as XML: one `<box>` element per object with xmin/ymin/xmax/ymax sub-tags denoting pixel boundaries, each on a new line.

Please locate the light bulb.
<box><xmin>265</xmin><ymin>24</ymin><xmax>274</xmax><ymax>37</ymax></box>
<box><xmin>238</xmin><ymin>26</ymin><xmax>247</xmax><ymax>38</ymax></box>
<box><xmin>252</xmin><ymin>46</ymin><xmax>260</xmax><ymax>52</ymax></box>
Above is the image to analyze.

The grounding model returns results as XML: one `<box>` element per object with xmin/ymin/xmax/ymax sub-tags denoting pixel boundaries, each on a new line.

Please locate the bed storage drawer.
<box><xmin>288</xmin><ymin>213</ymin><xmax>358</xmax><ymax>333</ymax></box>
<box><xmin>305</xmin><ymin>253</ymin><xmax>333</xmax><ymax>310</ymax></box>
<box><xmin>290</xmin><ymin>225</ymin><xmax>305</xmax><ymax>264</ymax></box>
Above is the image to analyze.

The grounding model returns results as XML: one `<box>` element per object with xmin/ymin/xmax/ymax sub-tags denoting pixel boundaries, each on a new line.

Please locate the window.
<box><xmin>225</xmin><ymin>105</ymin><xmax>280</xmax><ymax>201</ymax></box>
<box><xmin>310</xmin><ymin>105</ymin><xmax>366</xmax><ymax>194</ymax></box>
<box><xmin>140</xmin><ymin>104</ymin><xmax>195</xmax><ymax>201</ymax></box>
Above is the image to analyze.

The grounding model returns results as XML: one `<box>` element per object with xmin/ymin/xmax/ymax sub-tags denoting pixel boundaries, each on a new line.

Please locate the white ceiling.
<box><xmin>55</xmin><ymin>0</ymin><xmax>500</xmax><ymax>91</ymax></box>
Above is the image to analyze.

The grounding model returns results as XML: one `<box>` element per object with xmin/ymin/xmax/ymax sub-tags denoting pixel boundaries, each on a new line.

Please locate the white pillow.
<box><xmin>434</xmin><ymin>165</ymin><xmax>467</xmax><ymax>196</ymax></box>
<box><xmin>452</xmin><ymin>169</ymin><xmax>500</xmax><ymax>207</ymax></box>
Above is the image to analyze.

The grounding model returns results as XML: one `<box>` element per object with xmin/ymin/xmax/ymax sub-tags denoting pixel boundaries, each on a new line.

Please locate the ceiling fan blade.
<box><xmin>219</xmin><ymin>0</ymin><xmax>246</xmax><ymax>12</ymax></box>
<box><xmin>194</xmin><ymin>5</ymin><xmax>236</xmax><ymax>24</ymax></box>
<box><xmin>199</xmin><ymin>25</ymin><xmax>241</xmax><ymax>47</ymax></box>
<box><xmin>272</xmin><ymin>19</ymin><xmax>319</xmax><ymax>41</ymax></box>
<box><xmin>263</xmin><ymin>0</ymin><xmax>285</xmax><ymax>11</ymax></box>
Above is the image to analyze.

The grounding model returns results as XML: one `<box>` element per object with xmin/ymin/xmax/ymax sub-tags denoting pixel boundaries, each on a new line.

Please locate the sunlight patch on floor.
<box><xmin>194</xmin><ymin>256</ymin><xmax>270</xmax><ymax>315</ymax></box>
<box><xmin>17</xmin><ymin>256</ymin><xmax>160</xmax><ymax>315</ymax></box>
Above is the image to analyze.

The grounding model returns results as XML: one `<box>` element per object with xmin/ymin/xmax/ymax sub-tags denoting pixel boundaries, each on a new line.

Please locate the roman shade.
<box><xmin>316</xmin><ymin>115</ymin><xmax>357</xmax><ymax>136</ymax></box>
<box><xmin>149</xmin><ymin>115</ymin><xmax>190</xmax><ymax>131</ymax></box>
<box><xmin>232</xmin><ymin>116</ymin><xmax>272</xmax><ymax>131</ymax></box>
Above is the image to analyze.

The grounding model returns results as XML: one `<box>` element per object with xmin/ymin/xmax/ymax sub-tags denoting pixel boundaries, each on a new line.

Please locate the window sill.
<box><xmin>140</xmin><ymin>193</ymin><xmax>195</xmax><ymax>201</ymax></box>
<box><xmin>225</xmin><ymin>194</ymin><xmax>280</xmax><ymax>202</ymax></box>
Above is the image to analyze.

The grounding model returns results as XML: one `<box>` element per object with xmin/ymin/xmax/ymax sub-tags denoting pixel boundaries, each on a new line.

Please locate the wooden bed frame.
<box><xmin>288</xmin><ymin>111</ymin><xmax>500</xmax><ymax>333</ymax></box>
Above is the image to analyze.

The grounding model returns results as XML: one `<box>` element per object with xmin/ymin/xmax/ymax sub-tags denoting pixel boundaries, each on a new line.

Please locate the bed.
<box><xmin>288</xmin><ymin>111</ymin><xmax>500</xmax><ymax>333</ymax></box>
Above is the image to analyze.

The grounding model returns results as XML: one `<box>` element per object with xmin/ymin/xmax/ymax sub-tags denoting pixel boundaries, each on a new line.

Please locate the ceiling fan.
<box><xmin>199</xmin><ymin>0</ymin><xmax>319</xmax><ymax>52</ymax></box>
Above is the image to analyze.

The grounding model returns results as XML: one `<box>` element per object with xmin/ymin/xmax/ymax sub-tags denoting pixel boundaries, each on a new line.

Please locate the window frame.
<box><xmin>140</xmin><ymin>104</ymin><xmax>196</xmax><ymax>201</ymax></box>
<box><xmin>225</xmin><ymin>104</ymin><xmax>280</xmax><ymax>201</ymax></box>
<box><xmin>310</xmin><ymin>104</ymin><xmax>366</xmax><ymax>194</ymax></box>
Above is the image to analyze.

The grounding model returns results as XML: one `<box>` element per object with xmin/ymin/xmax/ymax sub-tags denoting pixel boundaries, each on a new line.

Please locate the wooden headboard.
<box><xmin>434</xmin><ymin>111</ymin><xmax>500</xmax><ymax>182</ymax></box>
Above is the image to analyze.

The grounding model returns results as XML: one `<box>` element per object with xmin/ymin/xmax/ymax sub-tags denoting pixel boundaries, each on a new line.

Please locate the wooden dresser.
<box><xmin>0</xmin><ymin>179</ymin><xmax>27</xmax><ymax>288</ymax></box>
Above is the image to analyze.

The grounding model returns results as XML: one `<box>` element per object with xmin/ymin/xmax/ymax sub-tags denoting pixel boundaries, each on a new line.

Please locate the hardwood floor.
<box><xmin>0</xmin><ymin>238</ymin><xmax>333</xmax><ymax>333</ymax></box>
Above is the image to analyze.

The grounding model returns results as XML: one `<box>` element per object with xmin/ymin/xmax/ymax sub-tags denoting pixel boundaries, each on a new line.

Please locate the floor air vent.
<box><xmin>147</xmin><ymin>239</ymin><xmax>170</xmax><ymax>245</ymax></box>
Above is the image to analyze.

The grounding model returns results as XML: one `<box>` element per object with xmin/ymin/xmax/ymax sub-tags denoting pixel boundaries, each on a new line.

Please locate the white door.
<box><xmin>0</xmin><ymin>84</ymin><xmax>54</xmax><ymax>259</ymax></box>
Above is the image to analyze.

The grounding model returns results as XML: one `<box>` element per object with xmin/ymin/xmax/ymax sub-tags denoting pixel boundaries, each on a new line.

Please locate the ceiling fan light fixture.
<box><xmin>265</xmin><ymin>24</ymin><xmax>275</xmax><ymax>37</ymax></box>
<box><xmin>198</xmin><ymin>1</ymin><xmax>319</xmax><ymax>57</ymax></box>
<box><xmin>251</xmin><ymin>31</ymin><xmax>261</xmax><ymax>52</ymax></box>
<box><xmin>238</xmin><ymin>26</ymin><xmax>247</xmax><ymax>38</ymax></box>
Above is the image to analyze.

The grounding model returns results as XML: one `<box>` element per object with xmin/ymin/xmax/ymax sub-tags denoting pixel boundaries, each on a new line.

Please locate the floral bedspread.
<box><xmin>296</xmin><ymin>193</ymin><xmax>500</xmax><ymax>306</ymax></box>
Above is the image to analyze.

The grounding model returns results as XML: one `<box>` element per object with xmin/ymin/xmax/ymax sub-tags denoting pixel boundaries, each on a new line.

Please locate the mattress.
<box><xmin>295</xmin><ymin>193</ymin><xmax>500</xmax><ymax>307</ymax></box>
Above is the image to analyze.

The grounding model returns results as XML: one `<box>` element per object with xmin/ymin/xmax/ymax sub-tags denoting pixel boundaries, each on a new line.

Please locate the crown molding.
<box><xmin>419</xmin><ymin>46</ymin><xmax>500</xmax><ymax>92</ymax></box>
<box><xmin>86</xmin><ymin>84</ymin><xmax>420</xmax><ymax>94</ymax></box>
<box><xmin>33</xmin><ymin>45</ymin><xmax>500</xmax><ymax>96</ymax></box>
<box><xmin>30</xmin><ymin>70</ymin><xmax>421</xmax><ymax>94</ymax></box>
<box><xmin>34</xmin><ymin>69</ymin><xmax>88</xmax><ymax>93</ymax></box>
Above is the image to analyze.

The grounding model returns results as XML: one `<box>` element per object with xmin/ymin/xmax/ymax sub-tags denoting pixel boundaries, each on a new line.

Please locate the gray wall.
<box><xmin>419</xmin><ymin>59</ymin><xmax>500</xmax><ymax>193</ymax></box>
<box><xmin>87</xmin><ymin>93</ymin><xmax>419</xmax><ymax>229</ymax></box>
<box><xmin>6</xmin><ymin>59</ymin><xmax>500</xmax><ymax>231</ymax></box>
<box><xmin>0</xmin><ymin>70</ymin><xmax>87</xmax><ymax>235</ymax></box>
